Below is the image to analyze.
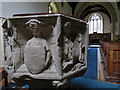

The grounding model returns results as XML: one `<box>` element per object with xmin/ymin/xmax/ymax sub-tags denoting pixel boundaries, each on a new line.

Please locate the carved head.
<box><xmin>25</xmin><ymin>19</ymin><xmax>43</xmax><ymax>35</ymax></box>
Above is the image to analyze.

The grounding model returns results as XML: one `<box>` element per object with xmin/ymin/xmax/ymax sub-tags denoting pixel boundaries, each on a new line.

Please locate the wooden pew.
<box><xmin>100</xmin><ymin>41</ymin><xmax>120</xmax><ymax>82</ymax></box>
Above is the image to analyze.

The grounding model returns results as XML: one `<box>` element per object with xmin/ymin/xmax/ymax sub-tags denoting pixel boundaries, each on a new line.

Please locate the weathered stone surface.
<box><xmin>24</xmin><ymin>46</ymin><xmax>46</xmax><ymax>74</ymax></box>
<box><xmin>24</xmin><ymin>19</ymin><xmax>52</xmax><ymax>74</ymax></box>
<box><xmin>73</xmin><ymin>34</ymin><xmax>82</xmax><ymax>62</ymax></box>
<box><xmin>62</xmin><ymin>22</ymin><xmax>74</xmax><ymax>73</ymax></box>
<box><xmin>12</xmin><ymin>48</ymin><xmax>21</xmax><ymax>71</ymax></box>
<box><xmin>13</xmin><ymin>64</ymin><xmax>60</xmax><ymax>80</ymax></box>
<box><xmin>3</xmin><ymin>14</ymin><xmax>88</xmax><ymax>87</ymax></box>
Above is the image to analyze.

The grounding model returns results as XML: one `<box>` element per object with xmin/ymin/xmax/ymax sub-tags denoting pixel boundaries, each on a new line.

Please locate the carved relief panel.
<box><xmin>2</xmin><ymin>14</ymin><xmax>88</xmax><ymax>87</ymax></box>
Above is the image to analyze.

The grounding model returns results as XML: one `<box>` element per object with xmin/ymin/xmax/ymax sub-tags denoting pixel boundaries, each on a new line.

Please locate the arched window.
<box><xmin>89</xmin><ymin>13</ymin><xmax>103</xmax><ymax>34</ymax></box>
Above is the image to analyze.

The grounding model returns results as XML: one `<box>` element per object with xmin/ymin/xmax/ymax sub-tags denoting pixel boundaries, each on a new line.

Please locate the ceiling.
<box><xmin>80</xmin><ymin>3</ymin><xmax>111</xmax><ymax>21</ymax></box>
<box><xmin>68</xmin><ymin>2</ymin><xmax>112</xmax><ymax>21</ymax></box>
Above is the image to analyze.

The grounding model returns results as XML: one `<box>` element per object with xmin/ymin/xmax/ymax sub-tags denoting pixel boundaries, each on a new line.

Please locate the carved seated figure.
<box><xmin>62</xmin><ymin>22</ymin><xmax>74</xmax><ymax>72</ymax></box>
<box><xmin>24</xmin><ymin>19</ymin><xmax>51</xmax><ymax>74</ymax></box>
<box><xmin>62</xmin><ymin>22</ymin><xmax>85</xmax><ymax>72</ymax></box>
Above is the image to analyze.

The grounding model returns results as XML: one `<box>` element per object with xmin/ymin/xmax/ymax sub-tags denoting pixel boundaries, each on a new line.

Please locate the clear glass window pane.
<box><xmin>89</xmin><ymin>13</ymin><xmax>103</xmax><ymax>34</ymax></box>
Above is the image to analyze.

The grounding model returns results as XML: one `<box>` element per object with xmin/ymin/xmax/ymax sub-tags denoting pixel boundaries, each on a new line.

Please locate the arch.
<box><xmin>88</xmin><ymin>13</ymin><xmax>103</xmax><ymax>34</ymax></box>
<box><xmin>74</xmin><ymin>2</ymin><xmax>117</xmax><ymax>22</ymax></box>
<box><xmin>74</xmin><ymin>2</ymin><xmax>118</xmax><ymax>40</ymax></box>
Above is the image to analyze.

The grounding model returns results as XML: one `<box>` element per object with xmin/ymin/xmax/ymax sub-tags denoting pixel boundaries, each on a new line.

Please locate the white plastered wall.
<box><xmin>2</xmin><ymin>2</ymin><xmax>49</xmax><ymax>18</ymax></box>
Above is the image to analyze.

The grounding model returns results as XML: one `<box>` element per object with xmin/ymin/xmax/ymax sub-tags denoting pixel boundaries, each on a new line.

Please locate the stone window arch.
<box><xmin>88</xmin><ymin>13</ymin><xmax>103</xmax><ymax>34</ymax></box>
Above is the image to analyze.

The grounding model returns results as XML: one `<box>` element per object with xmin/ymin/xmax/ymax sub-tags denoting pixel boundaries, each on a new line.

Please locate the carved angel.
<box><xmin>24</xmin><ymin>19</ymin><xmax>51</xmax><ymax>74</ymax></box>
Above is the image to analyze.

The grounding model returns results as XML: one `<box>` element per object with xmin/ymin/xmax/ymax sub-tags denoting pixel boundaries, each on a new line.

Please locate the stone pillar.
<box><xmin>0</xmin><ymin>18</ymin><xmax>4</xmax><ymax>68</ymax></box>
<box><xmin>84</xmin><ymin>24</ymin><xmax>89</xmax><ymax>64</ymax></box>
<box><xmin>111</xmin><ymin>23</ymin><xmax>114</xmax><ymax>41</ymax></box>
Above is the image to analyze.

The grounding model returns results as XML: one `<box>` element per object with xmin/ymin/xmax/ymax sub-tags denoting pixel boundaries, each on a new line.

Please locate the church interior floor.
<box><xmin>97</xmin><ymin>48</ymin><xmax>120</xmax><ymax>85</ymax></box>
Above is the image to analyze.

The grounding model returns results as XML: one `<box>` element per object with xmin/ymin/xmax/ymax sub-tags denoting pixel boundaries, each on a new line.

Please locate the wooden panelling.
<box><xmin>89</xmin><ymin>32</ymin><xmax>111</xmax><ymax>44</ymax></box>
<box><xmin>100</xmin><ymin>41</ymin><xmax>120</xmax><ymax>82</ymax></box>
